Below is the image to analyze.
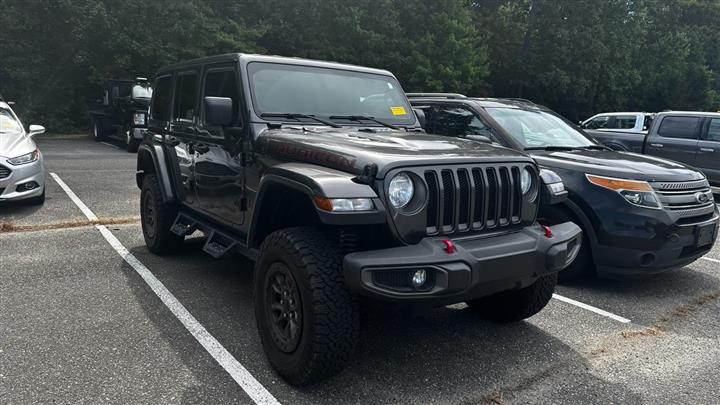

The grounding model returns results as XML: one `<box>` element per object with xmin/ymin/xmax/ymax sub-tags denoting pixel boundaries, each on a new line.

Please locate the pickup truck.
<box><xmin>88</xmin><ymin>78</ymin><xmax>152</xmax><ymax>152</ymax></box>
<box><xmin>587</xmin><ymin>111</ymin><xmax>720</xmax><ymax>191</ymax></box>
<box><xmin>580</xmin><ymin>112</ymin><xmax>654</xmax><ymax>134</ymax></box>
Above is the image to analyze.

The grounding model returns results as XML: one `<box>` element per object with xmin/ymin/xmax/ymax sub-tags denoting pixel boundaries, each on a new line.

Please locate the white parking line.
<box><xmin>100</xmin><ymin>142</ymin><xmax>119</xmax><ymax>149</ymax></box>
<box><xmin>50</xmin><ymin>172</ymin><xmax>280</xmax><ymax>405</ymax></box>
<box><xmin>552</xmin><ymin>293</ymin><xmax>631</xmax><ymax>323</ymax></box>
<box><xmin>701</xmin><ymin>256</ymin><xmax>720</xmax><ymax>264</ymax></box>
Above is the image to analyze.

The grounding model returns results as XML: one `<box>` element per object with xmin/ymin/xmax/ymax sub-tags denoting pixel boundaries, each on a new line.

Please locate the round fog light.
<box><xmin>411</xmin><ymin>269</ymin><xmax>427</xmax><ymax>288</ymax></box>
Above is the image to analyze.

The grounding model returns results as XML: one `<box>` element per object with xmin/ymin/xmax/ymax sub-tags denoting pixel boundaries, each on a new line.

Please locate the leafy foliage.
<box><xmin>0</xmin><ymin>0</ymin><xmax>718</xmax><ymax>130</ymax></box>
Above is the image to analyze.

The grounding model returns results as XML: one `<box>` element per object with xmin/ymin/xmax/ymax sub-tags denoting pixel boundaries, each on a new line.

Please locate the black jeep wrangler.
<box><xmin>89</xmin><ymin>78</ymin><xmax>153</xmax><ymax>152</ymax></box>
<box><xmin>136</xmin><ymin>54</ymin><xmax>582</xmax><ymax>385</ymax></box>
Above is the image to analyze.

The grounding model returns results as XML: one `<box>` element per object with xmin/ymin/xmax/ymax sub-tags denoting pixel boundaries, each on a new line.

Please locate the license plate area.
<box><xmin>696</xmin><ymin>223</ymin><xmax>716</xmax><ymax>247</ymax></box>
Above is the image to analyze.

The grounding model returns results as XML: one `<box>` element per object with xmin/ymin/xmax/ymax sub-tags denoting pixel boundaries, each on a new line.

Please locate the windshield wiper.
<box><xmin>329</xmin><ymin>115</ymin><xmax>399</xmax><ymax>130</ymax></box>
<box><xmin>582</xmin><ymin>145</ymin><xmax>612</xmax><ymax>151</ymax></box>
<box><xmin>260</xmin><ymin>113</ymin><xmax>342</xmax><ymax>128</ymax></box>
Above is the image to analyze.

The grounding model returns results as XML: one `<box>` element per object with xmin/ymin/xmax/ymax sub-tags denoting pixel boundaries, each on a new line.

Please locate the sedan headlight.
<box><xmin>7</xmin><ymin>149</ymin><xmax>39</xmax><ymax>166</ymax></box>
<box><xmin>388</xmin><ymin>173</ymin><xmax>414</xmax><ymax>208</ymax></box>
<box><xmin>520</xmin><ymin>167</ymin><xmax>533</xmax><ymax>194</ymax></box>
<box><xmin>133</xmin><ymin>112</ymin><xmax>146</xmax><ymax>125</ymax></box>
<box><xmin>586</xmin><ymin>174</ymin><xmax>661</xmax><ymax>209</ymax></box>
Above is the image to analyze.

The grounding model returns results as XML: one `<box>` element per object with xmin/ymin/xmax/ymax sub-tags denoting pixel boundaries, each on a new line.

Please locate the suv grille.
<box><xmin>424</xmin><ymin>165</ymin><xmax>527</xmax><ymax>235</ymax></box>
<box><xmin>651</xmin><ymin>180</ymin><xmax>715</xmax><ymax>220</ymax></box>
<box><xmin>0</xmin><ymin>164</ymin><xmax>10</xmax><ymax>179</ymax></box>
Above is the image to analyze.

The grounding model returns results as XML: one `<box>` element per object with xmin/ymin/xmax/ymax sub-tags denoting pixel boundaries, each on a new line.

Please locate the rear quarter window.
<box><xmin>657</xmin><ymin>116</ymin><xmax>701</xmax><ymax>139</ymax></box>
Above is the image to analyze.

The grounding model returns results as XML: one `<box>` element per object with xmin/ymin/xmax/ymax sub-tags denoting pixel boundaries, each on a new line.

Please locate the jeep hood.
<box><xmin>257</xmin><ymin>127</ymin><xmax>532</xmax><ymax>178</ymax></box>
<box><xmin>531</xmin><ymin>149</ymin><xmax>704</xmax><ymax>182</ymax></box>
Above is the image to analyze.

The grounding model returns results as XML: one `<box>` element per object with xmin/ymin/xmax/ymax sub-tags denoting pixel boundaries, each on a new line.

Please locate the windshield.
<box><xmin>0</xmin><ymin>108</ymin><xmax>22</xmax><ymax>133</ymax></box>
<box><xmin>132</xmin><ymin>84</ymin><xmax>153</xmax><ymax>99</ymax></box>
<box><xmin>485</xmin><ymin>107</ymin><xmax>595</xmax><ymax>149</ymax></box>
<box><xmin>248</xmin><ymin>62</ymin><xmax>415</xmax><ymax>125</ymax></box>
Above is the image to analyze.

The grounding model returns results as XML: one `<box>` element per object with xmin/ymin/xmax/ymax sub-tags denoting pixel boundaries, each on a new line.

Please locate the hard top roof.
<box><xmin>156</xmin><ymin>53</ymin><xmax>394</xmax><ymax>77</ymax></box>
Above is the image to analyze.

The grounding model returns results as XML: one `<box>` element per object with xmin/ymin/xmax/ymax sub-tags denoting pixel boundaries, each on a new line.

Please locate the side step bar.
<box><xmin>170</xmin><ymin>212</ymin><xmax>255</xmax><ymax>260</ymax></box>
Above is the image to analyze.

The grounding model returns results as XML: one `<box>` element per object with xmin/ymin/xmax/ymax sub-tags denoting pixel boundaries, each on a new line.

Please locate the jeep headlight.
<box><xmin>521</xmin><ymin>167</ymin><xmax>533</xmax><ymax>194</ymax></box>
<box><xmin>7</xmin><ymin>149</ymin><xmax>39</xmax><ymax>165</ymax></box>
<box><xmin>586</xmin><ymin>174</ymin><xmax>661</xmax><ymax>209</ymax></box>
<box><xmin>133</xmin><ymin>112</ymin><xmax>146</xmax><ymax>125</ymax></box>
<box><xmin>388</xmin><ymin>173</ymin><xmax>414</xmax><ymax>208</ymax></box>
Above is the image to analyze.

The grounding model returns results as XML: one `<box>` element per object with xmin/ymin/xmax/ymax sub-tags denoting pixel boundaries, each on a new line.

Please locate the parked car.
<box><xmin>408</xmin><ymin>94</ymin><xmax>719</xmax><ymax>281</ymax></box>
<box><xmin>587</xmin><ymin>111</ymin><xmax>720</xmax><ymax>193</ymax></box>
<box><xmin>0</xmin><ymin>100</ymin><xmax>46</xmax><ymax>204</ymax></box>
<box><xmin>136</xmin><ymin>54</ymin><xmax>581</xmax><ymax>385</ymax></box>
<box><xmin>88</xmin><ymin>78</ymin><xmax>152</xmax><ymax>152</ymax></box>
<box><xmin>580</xmin><ymin>112</ymin><xmax>654</xmax><ymax>134</ymax></box>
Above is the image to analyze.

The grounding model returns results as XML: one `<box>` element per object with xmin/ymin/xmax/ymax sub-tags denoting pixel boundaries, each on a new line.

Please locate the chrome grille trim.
<box><xmin>651</xmin><ymin>180</ymin><xmax>716</xmax><ymax>219</ymax></box>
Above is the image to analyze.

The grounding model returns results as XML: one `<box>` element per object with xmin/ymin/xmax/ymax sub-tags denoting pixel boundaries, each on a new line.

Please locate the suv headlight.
<box><xmin>7</xmin><ymin>149</ymin><xmax>39</xmax><ymax>165</ymax></box>
<box><xmin>586</xmin><ymin>174</ymin><xmax>661</xmax><ymax>209</ymax></box>
<box><xmin>388</xmin><ymin>173</ymin><xmax>414</xmax><ymax>208</ymax></box>
<box><xmin>133</xmin><ymin>112</ymin><xmax>146</xmax><ymax>125</ymax></box>
<box><xmin>521</xmin><ymin>167</ymin><xmax>533</xmax><ymax>194</ymax></box>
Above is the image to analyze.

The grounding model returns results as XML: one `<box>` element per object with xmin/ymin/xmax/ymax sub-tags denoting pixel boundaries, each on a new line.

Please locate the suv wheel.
<box><xmin>254</xmin><ymin>227</ymin><xmax>358</xmax><ymax>386</ymax></box>
<box><xmin>125</xmin><ymin>130</ymin><xmax>139</xmax><ymax>153</ymax></box>
<box><xmin>140</xmin><ymin>175</ymin><xmax>183</xmax><ymax>254</ymax></box>
<box><xmin>542</xmin><ymin>207</ymin><xmax>594</xmax><ymax>282</ymax></box>
<box><xmin>465</xmin><ymin>273</ymin><xmax>557</xmax><ymax>323</ymax></box>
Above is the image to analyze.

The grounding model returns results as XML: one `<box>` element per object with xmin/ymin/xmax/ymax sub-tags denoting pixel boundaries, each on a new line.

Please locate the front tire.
<box><xmin>254</xmin><ymin>227</ymin><xmax>358</xmax><ymax>386</ymax></box>
<box><xmin>91</xmin><ymin>119</ymin><xmax>107</xmax><ymax>141</ymax></box>
<box><xmin>541</xmin><ymin>206</ymin><xmax>594</xmax><ymax>282</ymax></box>
<box><xmin>125</xmin><ymin>130</ymin><xmax>140</xmax><ymax>153</ymax></box>
<box><xmin>466</xmin><ymin>273</ymin><xmax>557</xmax><ymax>322</ymax></box>
<box><xmin>140</xmin><ymin>175</ymin><xmax>183</xmax><ymax>254</ymax></box>
<box><xmin>26</xmin><ymin>188</ymin><xmax>45</xmax><ymax>205</ymax></box>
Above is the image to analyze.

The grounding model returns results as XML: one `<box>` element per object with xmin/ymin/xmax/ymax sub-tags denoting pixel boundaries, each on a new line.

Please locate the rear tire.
<box><xmin>140</xmin><ymin>175</ymin><xmax>183</xmax><ymax>254</ymax></box>
<box><xmin>466</xmin><ymin>273</ymin><xmax>557</xmax><ymax>323</ymax></box>
<box><xmin>91</xmin><ymin>119</ymin><xmax>107</xmax><ymax>142</ymax></box>
<box><xmin>254</xmin><ymin>227</ymin><xmax>358</xmax><ymax>386</ymax></box>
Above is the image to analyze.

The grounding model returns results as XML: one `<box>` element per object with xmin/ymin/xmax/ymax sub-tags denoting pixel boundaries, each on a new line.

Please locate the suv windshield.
<box><xmin>132</xmin><ymin>84</ymin><xmax>153</xmax><ymax>99</ymax></box>
<box><xmin>0</xmin><ymin>108</ymin><xmax>22</xmax><ymax>133</ymax></box>
<box><xmin>248</xmin><ymin>62</ymin><xmax>414</xmax><ymax>125</ymax></box>
<box><xmin>485</xmin><ymin>107</ymin><xmax>595</xmax><ymax>149</ymax></box>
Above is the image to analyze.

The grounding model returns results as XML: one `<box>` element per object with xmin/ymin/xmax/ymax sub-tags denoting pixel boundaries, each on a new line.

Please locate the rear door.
<box><xmin>193</xmin><ymin>65</ymin><xmax>246</xmax><ymax>229</ymax></box>
<box><xmin>645</xmin><ymin>115</ymin><xmax>701</xmax><ymax>166</ymax></box>
<box><xmin>696</xmin><ymin>117</ymin><xmax>720</xmax><ymax>186</ymax></box>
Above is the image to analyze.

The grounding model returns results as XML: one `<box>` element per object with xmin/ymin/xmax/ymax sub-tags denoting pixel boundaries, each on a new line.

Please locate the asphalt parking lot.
<box><xmin>1</xmin><ymin>136</ymin><xmax>720</xmax><ymax>404</ymax></box>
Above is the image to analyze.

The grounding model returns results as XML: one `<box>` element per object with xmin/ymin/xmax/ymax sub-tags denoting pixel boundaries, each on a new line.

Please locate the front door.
<box><xmin>193</xmin><ymin>65</ymin><xmax>246</xmax><ymax>230</ymax></box>
<box><xmin>696</xmin><ymin>117</ymin><xmax>720</xmax><ymax>186</ymax></box>
<box><xmin>645</xmin><ymin>115</ymin><xmax>700</xmax><ymax>166</ymax></box>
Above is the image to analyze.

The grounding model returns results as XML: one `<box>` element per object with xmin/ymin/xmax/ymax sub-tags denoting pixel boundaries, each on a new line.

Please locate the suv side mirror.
<box><xmin>205</xmin><ymin>97</ymin><xmax>233</xmax><ymax>127</ymax></box>
<box><xmin>28</xmin><ymin>124</ymin><xmax>45</xmax><ymax>137</ymax></box>
<box><xmin>412</xmin><ymin>108</ymin><xmax>426</xmax><ymax>128</ymax></box>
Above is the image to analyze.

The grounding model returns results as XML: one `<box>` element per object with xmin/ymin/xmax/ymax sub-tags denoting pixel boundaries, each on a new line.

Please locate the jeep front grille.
<box><xmin>0</xmin><ymin>164</ymin><xmax>10</xmax><ymax>179</ymax></box>
<box><xmin>424</xmin><ymin>165</ymin><xmax>526</xmax><ymax>235</ymax></box>
<box><xmin>651</xmin><ymin>180</ymin><xmax>716</xmax><ymax>220</ymax></box>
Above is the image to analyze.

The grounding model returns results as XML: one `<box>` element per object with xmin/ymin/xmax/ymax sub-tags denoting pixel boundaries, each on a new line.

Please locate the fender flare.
<box><xmin>136</xmin><ymin>142</ymin><xmax>175</xmax><ymax>203</ymax></box>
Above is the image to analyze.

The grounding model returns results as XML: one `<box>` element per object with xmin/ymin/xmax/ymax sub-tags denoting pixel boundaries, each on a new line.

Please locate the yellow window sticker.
<box><xmin>390</xmin><ymin>106</ymin><xmax>407</xmax><ymax>116</ymax></box>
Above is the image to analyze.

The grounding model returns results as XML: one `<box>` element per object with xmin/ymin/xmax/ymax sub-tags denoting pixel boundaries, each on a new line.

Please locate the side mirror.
<box><xmin>465</xmin><ymin>134</ymin><xmax>492</xmax><ymax>143</ymax></box>
<box><xmin>28</xmin><ymin>125</ymin><xmax>45</xmax><ymax>137</ymax></box>
<box><xmin>204</xmin><ymin>96</ymin><xmax>233</xmax><ymax>126</ymax></box>
<box><xmin>412</xmin><ymin>108</ymin><xmax>426</xmax><ymax>128</ymax></box>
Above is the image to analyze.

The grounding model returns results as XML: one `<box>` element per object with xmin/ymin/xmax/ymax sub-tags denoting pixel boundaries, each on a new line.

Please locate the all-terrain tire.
<box><xmin>254</xmin><ymin>227</ymin><xmax>359</xmax><ymax>386</ymax></box>
<box><xmin>466</xmin><ymin>273</ymin><xmax>557</xmax><ymax>323</ymax></box>
<box><xmin>541</xmin><ymin>206</ymin><xmax>594</xmax><ymax>283</ymax></box>
<box><xmin>140</xmin><ymin>175</ymin><xmax>183</xmax><ymax>254</ymax></box>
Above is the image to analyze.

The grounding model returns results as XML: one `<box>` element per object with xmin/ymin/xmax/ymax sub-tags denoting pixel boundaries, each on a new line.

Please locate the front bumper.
<box><xmin>343</xmin><ymin>222</ymin><xmax>582</xmax><ymax>305</ymax></box>
<box><xmin>0</xmin><ymin>157</ymin><xmax>45</xmax><ymax>202</ymax></box>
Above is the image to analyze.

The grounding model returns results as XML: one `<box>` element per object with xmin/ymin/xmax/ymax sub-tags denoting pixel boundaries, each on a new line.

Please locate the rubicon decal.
<box><xmin>271</xmin><ymin>143</ymin><xmax>357</xmax><ymax>170</ymax></box>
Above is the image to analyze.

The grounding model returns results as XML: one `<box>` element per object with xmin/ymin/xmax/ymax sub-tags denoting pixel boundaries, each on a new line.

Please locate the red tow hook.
<box><xmin>541</xmin><ymin>225</ymin><xmax>553</xmax><ymax>238</ymax></box>
<box><xmin>442</xmin><ymin>239</ymin><xmax>456</xmax><ymax>254</ymax></box>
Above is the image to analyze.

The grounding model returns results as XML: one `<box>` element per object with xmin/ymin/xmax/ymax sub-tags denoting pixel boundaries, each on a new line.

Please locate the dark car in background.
<box><xmin>409</xmin><ymin>94</ymin><xmax>719</xmax><ymax>280</ymax></box>
<box><xmin>586</xmin><ymin>111</ymin><xmax>720</xmax><ymax>193</ymax></box>
<box><xmin>88</xmin><ymin>78</ymin><xmax>152</xmax><ymax>152</ymax></box>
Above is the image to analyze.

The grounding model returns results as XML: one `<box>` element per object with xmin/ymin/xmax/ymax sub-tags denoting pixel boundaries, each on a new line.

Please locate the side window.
<box><xmin>203</xmin><ymin>69</ymin><xmax>240</xmax><ymax>126</ymax></box>
<box><xmin>585</xmin><ymin>116</ymin><xmax>609</xmax><ymax>129</ymax></box>
<box><xmin>706</xmin><ymin>118</ymin><xmax>720</xmax><ymax>142</ymax></box>
<box><xmin>174</xmin><ymin>73</ymin><xmax>198</xmax><ymax>122</ymax></box>
<box><xmin>431</xmin><ymin>106</ymin><xmax>488</xmax><ymax>137</ymax></box>
<box><xmin>614</xmin><ymin>116</ymin><xmax>637</xmax><ymax>130</ymax></box>
<box><xmin>150</xmin><ymin>76</ymin><xmax>173</xmax><ymax>121</ymax></box>
<box><xmin>657</xmin><ymin>116</ymin><xmax>701</xmax><ymax>139</ymax></box>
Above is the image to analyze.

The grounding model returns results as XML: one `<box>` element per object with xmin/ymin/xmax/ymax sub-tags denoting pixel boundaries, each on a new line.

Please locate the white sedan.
<box><xmin>0</xmin><ymin>100</ymin><xmax>46</xmax><ymax>204</ymax></box>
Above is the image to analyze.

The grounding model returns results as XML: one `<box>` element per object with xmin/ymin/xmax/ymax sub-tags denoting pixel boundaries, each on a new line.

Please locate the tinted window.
<box><xmin>432</xmin><ymin>107</ymin><xmax>488</xmax><ymax>137</ymax></box>
<box><xmin>614</xmin><ymin>116</ymin><xmax>637</xmax><ymax>129</ymax></box>
<box><xmin>203</xmin><ymin>70</ymin><xmax>240</xmax><ymax>125</ymax></box>
<box><xmin>706</xmin><ymin>118</ymin><xmax>720</xmax><ymax>142</ymax></box>
<box><xmin>151</xmin><ymin>76</ymin><xmax>173</xmax><ymax>121</ymax></box>
<box><xmin>657</xmin><ymin>116</ymin><xmax>701</xmax><ymax>139</ymax></box>
<box><xmin>585</xmin><ymin>116</ymin><xmax>609</xmax><ymax>129</ymax></box>
<box><xmin>174</xmin><ymin>73</ymin><xmax>198</xmax><ymax>122</ymax></box>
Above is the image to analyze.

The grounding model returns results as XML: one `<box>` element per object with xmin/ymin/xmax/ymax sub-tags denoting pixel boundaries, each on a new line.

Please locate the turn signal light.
<box><xmin>585</xmin><ymin>174</ymin><xmax>652</xmax><ymax>192</ymax></box>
